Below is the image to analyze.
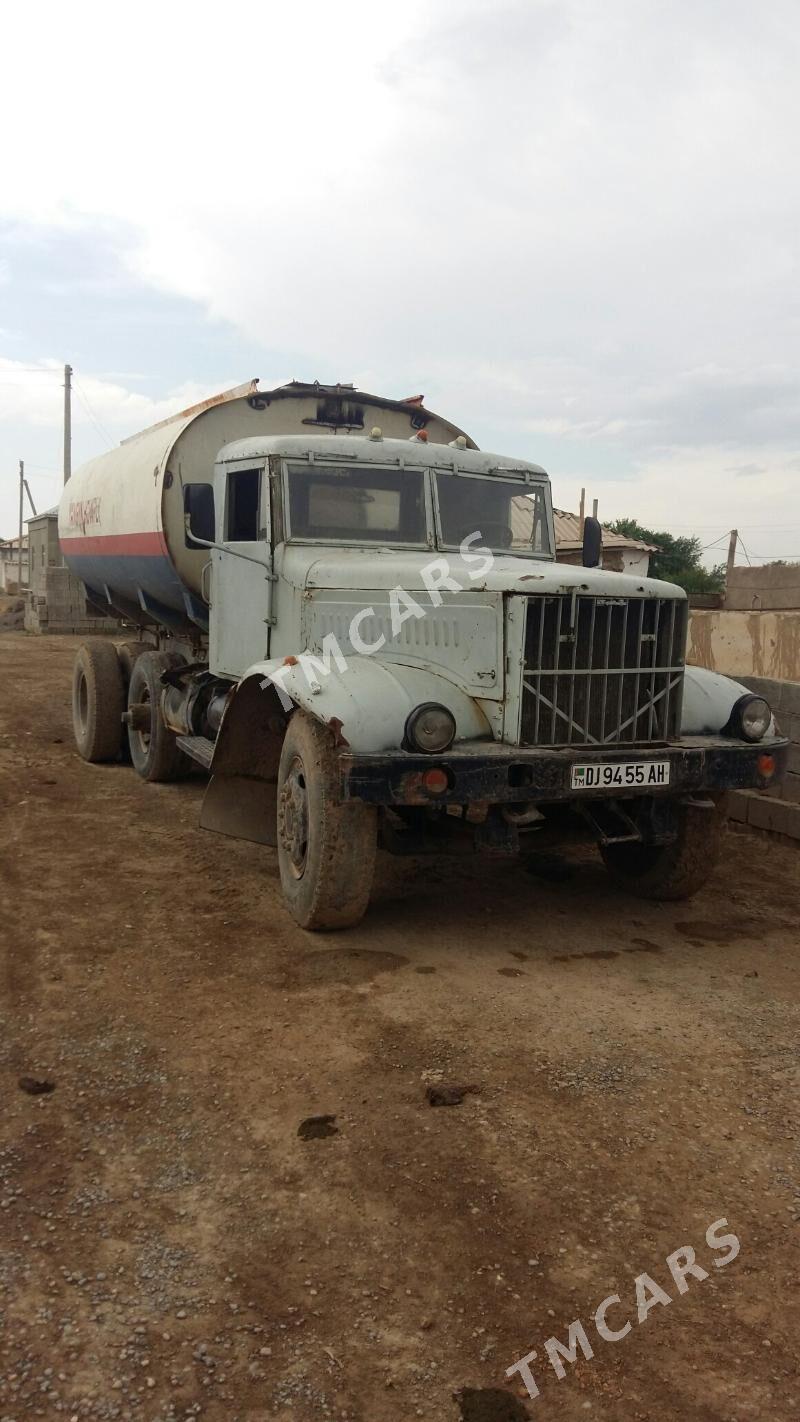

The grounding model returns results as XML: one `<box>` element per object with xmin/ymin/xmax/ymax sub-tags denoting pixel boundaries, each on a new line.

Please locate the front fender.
<box><xmin>681</xmin><ymin>665</ymin><xmax>778</xmax><ymax>736</ymax></box>
<box><xmin>238</xmin><ymin>654</ymin><xmax>492</xmax><ymax>753</ymax></box>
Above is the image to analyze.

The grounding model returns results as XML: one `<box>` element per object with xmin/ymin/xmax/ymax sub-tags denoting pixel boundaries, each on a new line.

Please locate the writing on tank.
<box><xmin>68</xmin><ymin>497</ymin><xmax>102</xmax><ymax>531</ymax></box>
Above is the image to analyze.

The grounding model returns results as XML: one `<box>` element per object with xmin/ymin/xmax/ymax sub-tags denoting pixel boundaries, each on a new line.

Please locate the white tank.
<box><xmin>58</xmin><ymin>380</ymin><xmax>474</xmax><ymax>630</ymax></box>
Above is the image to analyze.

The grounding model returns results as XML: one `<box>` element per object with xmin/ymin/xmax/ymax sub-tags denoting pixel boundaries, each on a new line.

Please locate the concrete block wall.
<box><xmin>728</xmin><ymin>791</ymin><xmax>800</xmax><ymax>842</ymax></box>
<box><xmin>725</xmin><ymin>562</ymin><xmax>800</xmax><ymax>612</ymax></box>
<box><xmin>687</xmin><ymin>609</ymin><xmax>800</xmax><ymax>684</ymax></box>
<box><xmin>24</xmin><ymin>567</ymin><xmax>122</xmax><ymax>635</ymax></box>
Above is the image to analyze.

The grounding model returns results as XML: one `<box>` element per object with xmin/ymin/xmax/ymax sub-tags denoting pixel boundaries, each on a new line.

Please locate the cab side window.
<box><xmin>226</xmin><ymin>468</ymin><xmax>262</xmax><ymax>542</ymax></box>
<box><xmin>183</xmin><ymin>483</ymin><xmax>215</xmax><ymax>548</ymax></box>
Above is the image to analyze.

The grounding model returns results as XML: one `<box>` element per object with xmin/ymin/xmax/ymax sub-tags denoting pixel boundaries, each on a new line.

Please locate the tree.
<box><xmin>607</xmin><ymin>518</ymin><xmax>725</xmax><ymax>593</ymax></box>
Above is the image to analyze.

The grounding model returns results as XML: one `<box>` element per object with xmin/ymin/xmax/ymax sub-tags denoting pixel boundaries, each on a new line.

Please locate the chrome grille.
<box><xmin>520</xmin><ymin>595</ymin><xmax>687</xmax><ymax>747</ymax></box>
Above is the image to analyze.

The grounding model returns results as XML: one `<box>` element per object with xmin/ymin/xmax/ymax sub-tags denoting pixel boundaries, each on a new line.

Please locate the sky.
<box><xmin>1</xmin><ymin>0</ymin><xmax>799</xmax><ymax>566</ymax></box>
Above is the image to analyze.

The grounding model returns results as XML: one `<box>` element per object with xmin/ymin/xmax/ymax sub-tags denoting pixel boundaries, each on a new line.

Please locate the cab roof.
<box><xmin>215</xmin><ymin>433</ymin><xmax>549</xmax><ymax>479</ymax></box>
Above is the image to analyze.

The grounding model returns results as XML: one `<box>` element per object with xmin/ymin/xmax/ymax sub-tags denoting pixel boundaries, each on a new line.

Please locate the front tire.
<box><xmin>277</xmin><ymin>711</ymin><xmax>377</xmax><ymax>930</ymax></box>
<box><xmin>599</xmin><ymin>800</ymin><xmax>724</xmax><ymax>900</ymax></box>
<box><xmin>72</xmin><ymin>639</ymin><xmax>125</xmax><ymax>762</ymax></box>
<box><xmin>126</xmin><ymin>650</ymin><xmax>187</xmax><ymax>783</ymax></box>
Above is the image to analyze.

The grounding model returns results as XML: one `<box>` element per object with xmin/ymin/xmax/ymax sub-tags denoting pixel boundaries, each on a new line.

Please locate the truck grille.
<box><xmin>520</xmin><ymin>595</ymin><xmax>687</xmax><ymax>747</ymax></box>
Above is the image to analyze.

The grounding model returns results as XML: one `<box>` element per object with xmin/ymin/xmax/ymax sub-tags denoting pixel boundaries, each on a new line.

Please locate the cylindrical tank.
<box><xmin>58</xmin><ymin>381</ymin><xmax>475</xmax><ymax>627</ymax></box>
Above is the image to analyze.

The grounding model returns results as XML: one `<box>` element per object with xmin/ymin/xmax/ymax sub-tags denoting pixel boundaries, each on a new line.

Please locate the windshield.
<box><xmin>435</xmin><ymin>473</ymin><xmax>552</xmax><ymax>556</ymax></box>
<box><xmin>286</xmin><ymin>463</ymin><xmax>427</xmax><ymax>545</ymax></box>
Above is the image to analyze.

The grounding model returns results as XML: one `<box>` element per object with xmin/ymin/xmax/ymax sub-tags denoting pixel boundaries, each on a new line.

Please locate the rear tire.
<box><xmin>117</xmin><ymin>640</ymin><xmax>150</xmax><ymax>692</ymax></box>
<box><xmin>277</xmin><ymin>711</ymin><xmax>377</xmax><ymax>930</ymax></box>
<box><xmin>72</xmin><ymin>639</ymin><xmax>126</xmax><ymax>762</ymax></box>
<box><xmin>127</xmin><ymin>650</ymin><xmax>187</xmax><ymax>783</ymax></box>
<box><xmin>116</xmin><ymin>642</ymin><xmax>150</xmax><ymax>763</ymax></box>
<box><xmin>599</xmin><ymin>801</ymin><xmax>724</xmax><ymax>900</ymax></box>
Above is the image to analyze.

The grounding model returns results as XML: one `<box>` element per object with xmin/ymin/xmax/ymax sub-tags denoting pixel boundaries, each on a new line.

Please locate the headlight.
<box><xmin>405</xmin><ymin>703</ymin><xmax>457</xmax><ymax>754</ymax></box>
<box><xmin>728</xmin><ymin>693</ymin><xmax>771</xmax><ymax>742</ymax></box>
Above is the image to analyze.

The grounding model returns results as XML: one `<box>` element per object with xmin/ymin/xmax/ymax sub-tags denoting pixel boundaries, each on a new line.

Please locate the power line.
<box><xmin>746</xmin><ymin>550</ymin><xmax>800</xmax><ymax>561</ymax></box>
<box><xmin>0</xmin><ymin>377</ymin><xmax>62</xmax><ymax>385</ymax></box>
<box><xmin>737</xmin><ymin>535</ymin><xmax>752</xmax><ymax>567</ymax></box>
<box><xmin>73</xmin><ymin>376</ymin><xmax>114</xmax><ymax>448</ymax></box>
<box><xmin>647</xmin><ymin>522</ymin><xmax>800</xmax><ymax>532</ymax></box>
<box><xmin>697</xmin><ymin>533</ymin><xmax>730</xmax><ymax>553</ymax></box>
<box><xmin>669</xmin><ymin>528</ymin><xmax>800</xmax><ymax>561</ymax></box>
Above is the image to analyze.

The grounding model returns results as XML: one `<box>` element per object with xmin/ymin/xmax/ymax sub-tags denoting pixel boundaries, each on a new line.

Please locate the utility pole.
<box><xmin>63</xmin><ymin>363</ymin><xmax>72</xmax><ymax>484</ymax></box>
<box><xmin>18</xmin><ymin>460</ymin><xmax>25</xmax><ymax>591</ymax></box>
<box><xmin>726</xmin><ymin>528</ymin><xmax>738</xmax><ymax>582</ymax></box>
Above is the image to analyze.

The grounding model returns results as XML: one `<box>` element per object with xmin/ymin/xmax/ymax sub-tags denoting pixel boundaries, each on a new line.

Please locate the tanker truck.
<box><xmin>59</xmin><ymin>378</ymin><xmax>787</xmax><ymax>930</ymax></box>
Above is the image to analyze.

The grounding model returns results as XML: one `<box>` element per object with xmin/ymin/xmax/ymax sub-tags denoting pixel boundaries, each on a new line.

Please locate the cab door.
<box><xmin>208</xmin><ymin>460</ymin><xmax>274</xmax><ymax>679</ymax></box>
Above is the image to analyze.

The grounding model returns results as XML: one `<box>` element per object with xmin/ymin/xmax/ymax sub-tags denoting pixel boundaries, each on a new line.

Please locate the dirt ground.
<box><xmin>1</xmin><ymin>631</ymin><xmax>799</xmax><ymax>1422</ymax></box>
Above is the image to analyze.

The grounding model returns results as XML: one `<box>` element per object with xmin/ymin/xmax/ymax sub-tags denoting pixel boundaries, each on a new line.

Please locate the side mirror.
<box><xmin>582</xmin><ymin>515</ymin><xmax>602</xmax><ymax>568</ymax></box>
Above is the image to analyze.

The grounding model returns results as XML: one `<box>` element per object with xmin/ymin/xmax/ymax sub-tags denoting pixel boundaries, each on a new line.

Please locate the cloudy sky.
<box><xmin>2</xmin><ymin>0</ymin><xmax>799</xmax><ymax>564</ymax></box>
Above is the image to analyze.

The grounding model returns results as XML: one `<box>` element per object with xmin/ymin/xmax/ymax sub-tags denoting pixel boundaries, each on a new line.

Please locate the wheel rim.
<box><xmin>76</xmin><ymin>669</ymin><xmax>89</xmax><ymax>734</ymax></box>
<box><xmin>132</xmin><ymin>685</ymin><xmax>152</xmax><ymax>758</ymax></box>
<box><xmin>279</xmin><ymin>755</ymin><xmax>309</xmax><ymax>879</ymax></box>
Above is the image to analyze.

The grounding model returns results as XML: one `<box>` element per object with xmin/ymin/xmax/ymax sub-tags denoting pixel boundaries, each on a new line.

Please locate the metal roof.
<box><xmin>26</xmin><ymin>505</ymin><xmax>59</xmax><ymax>524</ymax></box>
<box><xmin>553</xmin><ymin>508</ymin><xmax>658</xmax><ymax>553</ymax></box>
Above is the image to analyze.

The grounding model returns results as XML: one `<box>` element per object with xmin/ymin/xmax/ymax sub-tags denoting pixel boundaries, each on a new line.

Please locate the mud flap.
<box><xmin>200</xmin><ymin>774</ymin><xmax>277</xmax><ymax>846</ymax></box>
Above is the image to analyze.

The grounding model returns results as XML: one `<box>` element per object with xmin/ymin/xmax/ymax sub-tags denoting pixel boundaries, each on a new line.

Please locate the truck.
<box><xmin>59</xmin><ymin>379</ymin><xmax>788</xmax><ymax>929</ymax></box>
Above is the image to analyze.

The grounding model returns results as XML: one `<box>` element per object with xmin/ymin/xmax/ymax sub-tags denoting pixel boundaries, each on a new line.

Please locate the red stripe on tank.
<box><xmin>59</xmin><ymin>531</ymin><xmax>169</xmax><ymax>556</ymax></box>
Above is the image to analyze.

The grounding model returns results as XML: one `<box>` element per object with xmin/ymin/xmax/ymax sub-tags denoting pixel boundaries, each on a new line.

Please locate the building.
<box><xmin>0</xmin><ymin>535</ymin><xmax>29</xmax><ymax>593</ymax></box>
<box><xmin>553</xmin><ymin>509</ymin><xmax>657</xmax><ymax>576</ymax></box>
<box><xmin>26</xmin><ymin>508</ymin><xmax>61</xmax><ymax>594</ymax></box>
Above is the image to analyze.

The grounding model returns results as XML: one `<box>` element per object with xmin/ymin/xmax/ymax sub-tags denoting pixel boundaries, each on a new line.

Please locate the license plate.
<box><xmin>570</xmin><ymin>760</ymin><xmax>671</xmax><ymax>791</ymax></box>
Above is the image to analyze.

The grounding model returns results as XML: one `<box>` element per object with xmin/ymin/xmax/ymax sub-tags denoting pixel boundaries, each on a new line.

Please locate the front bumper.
<box><xmin>340</xmin><ymin>735</ymin><xmax>788</xmax><ymax>807</ymax></box>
